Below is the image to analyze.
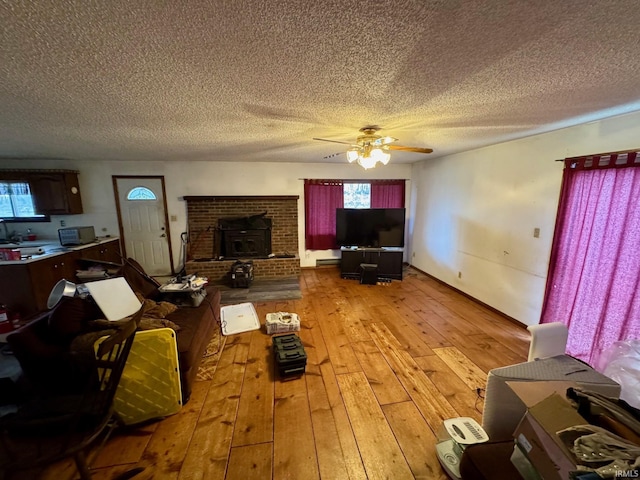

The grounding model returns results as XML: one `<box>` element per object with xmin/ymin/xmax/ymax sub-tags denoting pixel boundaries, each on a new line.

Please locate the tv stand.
<box><xmin>340</xmin><ymin>247</ymin><xmax>403</xmax><ymax>281</ymax></box>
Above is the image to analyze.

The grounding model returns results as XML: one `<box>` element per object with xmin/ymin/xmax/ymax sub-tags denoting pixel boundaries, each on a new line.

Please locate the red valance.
<box><xmin>564</xmin><ymin>151</ymin><xmax>639</xmax><ymax>170</ymax></box>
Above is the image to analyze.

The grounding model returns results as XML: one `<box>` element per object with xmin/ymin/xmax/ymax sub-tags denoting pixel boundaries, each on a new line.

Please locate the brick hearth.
<box><xmin>187</xmin><ymin>257</ymin><xmax>300</xmax><ymax>283</ymax></box>
<box><xmin>183</xmin><ymin>196</ymin><xmax>300</xmax><ymax>282</ymax></box>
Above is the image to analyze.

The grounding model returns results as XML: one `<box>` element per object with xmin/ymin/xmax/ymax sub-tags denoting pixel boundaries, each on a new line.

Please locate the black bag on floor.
<box><xmin>230</xmin><ymin>260</ymin><xmax>254</xmax><ymax>288</ymax></box>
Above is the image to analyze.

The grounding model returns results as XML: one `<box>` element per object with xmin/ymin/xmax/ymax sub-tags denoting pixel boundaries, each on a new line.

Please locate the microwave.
<box><xmin>58</xmin><ymin>226</ymin><xmax>96</xmax><ymax>246</ymax></box>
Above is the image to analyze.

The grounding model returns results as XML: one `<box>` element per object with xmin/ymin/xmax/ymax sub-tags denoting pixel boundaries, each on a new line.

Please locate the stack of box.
<box><xmin>507</xmin><ymin>381</ymin><xmax>637</xmax><ymax>480</ymax></box>
<box><xmin>272</xmin><ymin>334</ymin><xmax>307</xmax><ymax>378</ymax></box>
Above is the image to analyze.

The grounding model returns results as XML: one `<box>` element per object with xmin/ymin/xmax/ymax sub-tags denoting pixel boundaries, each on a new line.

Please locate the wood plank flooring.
<box><xmin>40</xmin><ymin>266</ymin><xmax>529</xmax><ymax>480</ymax></box>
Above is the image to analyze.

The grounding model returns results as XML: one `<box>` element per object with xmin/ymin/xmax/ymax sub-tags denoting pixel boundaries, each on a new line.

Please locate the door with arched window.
<box><xmin>113</xmin><ymin>176</ymin><xmax>173</xmax><ymax>276</ymax></box>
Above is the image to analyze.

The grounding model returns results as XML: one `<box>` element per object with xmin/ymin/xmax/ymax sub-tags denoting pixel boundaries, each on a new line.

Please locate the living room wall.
<box><xmin>0</xmin><ymin>158</ymin><xmax>411</xmax><ymax>270</ymax></box>
<box><xmin>408</xmin><ymin>109</ymin><xmax>640</xmax><ymax>327</ymax></box>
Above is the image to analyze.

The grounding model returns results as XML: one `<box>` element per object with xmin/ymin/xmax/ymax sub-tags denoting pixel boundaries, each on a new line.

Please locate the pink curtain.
<box><xmin>370</xmin><ymin>180</ymin><xmax>405</xmax><ymax>208</ymax></box>
<box><xmin>304</xmin><ymin>180</ymin><xmax>344</xmax><ymax>250</ymax></box>
<box><xmin>541</xmin><ymin>153</ymin><xmax>640</xmax><ymax>365</ymax></box>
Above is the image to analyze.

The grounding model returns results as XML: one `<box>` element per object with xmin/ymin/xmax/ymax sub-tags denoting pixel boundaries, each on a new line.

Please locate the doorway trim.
<box><xmin>112</xmin><ymin>175</ymin><xmax>175</xmax><ymax>275</ymax></box>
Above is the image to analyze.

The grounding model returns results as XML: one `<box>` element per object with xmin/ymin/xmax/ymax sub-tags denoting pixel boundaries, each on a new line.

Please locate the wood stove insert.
<box><xmin>219</xmin><ymin>212</ymin><xmax>272</xmax><ymax>258</ymax></box>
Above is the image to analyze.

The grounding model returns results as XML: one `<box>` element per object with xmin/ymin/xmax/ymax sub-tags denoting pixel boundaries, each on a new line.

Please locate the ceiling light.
<box><xmin>358</xmin><ymin>155</ymin><xmax>377</xmax><ymax>169</ymax></box>
<box><xmin>346</xmin><ymin>149</ymin><xmax>359</xmax><ymax>163</ymax></box>
<box><xmin>345</xmin><ymin>145</ymin><xmax>391</xmax><ymax>169</ymax></box>
<box><xmin>371</xmin><ymin>148</ymin><xmax>390</xmax><ymax>165</ymax></box>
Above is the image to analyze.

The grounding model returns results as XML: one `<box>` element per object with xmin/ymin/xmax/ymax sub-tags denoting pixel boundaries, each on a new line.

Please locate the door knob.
<box><xmin>160</xmin><ymin>233</ymin><xmax>166</xmax><ymax>237</ymax></box>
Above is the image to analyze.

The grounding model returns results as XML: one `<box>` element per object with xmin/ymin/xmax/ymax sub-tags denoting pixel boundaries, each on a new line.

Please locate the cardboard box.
<box><xmin>508</xmin><ymin>382</ymin><xmax>589</xmax><ymax>480</ymax></box>
<box><xmin>510</xmin><ymin>442</ymin><xmax>542</xmax><ymax>480</ymax></box>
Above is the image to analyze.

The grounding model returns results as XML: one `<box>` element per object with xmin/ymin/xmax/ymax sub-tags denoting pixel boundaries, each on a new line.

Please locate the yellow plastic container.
<box><xmin>110</xmin><ymin>327</ymin><xmax>182</xmax><ymax>425</ymax></box>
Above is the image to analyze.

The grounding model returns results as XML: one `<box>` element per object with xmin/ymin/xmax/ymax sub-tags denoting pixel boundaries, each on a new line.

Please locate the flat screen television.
<box><xmin>335</xmin><ymin>208</ymin><xmax>405</xmax><ymax>248</ymax></box>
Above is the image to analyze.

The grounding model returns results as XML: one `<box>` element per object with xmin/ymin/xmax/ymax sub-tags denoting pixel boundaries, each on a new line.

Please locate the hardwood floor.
<box><xmin>40</xmin><ymin>266</ymin><xmax>530</xmax><ymax>480</ymax></box>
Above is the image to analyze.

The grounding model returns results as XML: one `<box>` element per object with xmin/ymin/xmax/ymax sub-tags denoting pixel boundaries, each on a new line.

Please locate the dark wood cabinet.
<box><xmin>0</xmin><ymin>239</ymin><xmax>121</xmax><ymax>319</ymax></box>
<box><xmin>0</xmin><ymin>169</ymin><xmax>83</xmax><ymax>215</ymax></box>
<box><xmin>340</xmin><ymin>248</ymin><xmax>404</xmax><ymax>281</ymax></box>
<box><xmin>28</xmin><ymin>251</ymin><xmax>81</xmax><ymax>313</ymax></box>
<box><xmin>79</xmin><ymin>240</ymin><xmax>122</xmax><ymax>264</ymax></box>
<box><xmin>0</xmin><ymin>251</ymin><xmax>80</xmax><ymax>319</ymax></box>
<box><xmin>31</xmin><ymin>171</ymin><xmax>83</xmax><ymax>215</ymax></box>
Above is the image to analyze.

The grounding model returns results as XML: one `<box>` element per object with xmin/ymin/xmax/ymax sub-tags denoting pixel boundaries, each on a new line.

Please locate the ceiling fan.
<box><xmin>313</xmin><ymin>126</ymin><xmax>433</xmax><ymax>169</ymax></box>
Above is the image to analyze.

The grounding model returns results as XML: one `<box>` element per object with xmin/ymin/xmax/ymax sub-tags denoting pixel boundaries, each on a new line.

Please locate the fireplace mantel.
<box><xmin>183</xmin><ymin>195</ymin><xmax>299</xmax><ymax>201</ymax></box>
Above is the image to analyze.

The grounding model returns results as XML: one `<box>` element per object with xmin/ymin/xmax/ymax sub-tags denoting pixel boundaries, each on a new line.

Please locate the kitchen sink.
<box><xmin>0</xmin><ymin>243</ymin><xmax>46</xmax><ymax>248</ymax></box>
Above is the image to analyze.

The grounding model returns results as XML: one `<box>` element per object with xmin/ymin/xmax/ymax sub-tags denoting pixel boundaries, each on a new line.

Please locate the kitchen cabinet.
<box><xmin>29</xmin><ymin>251</ymin><xmax>81</xmax><ymax>314</ymax></box>
<box><xmin>0</xmin><ymin>238</ymin><xmax>121</xmax><ymax>319</ymax></box>
<box><xmin>340</xmin><ymin>248</ymin><xmax>404</xmax><ymax>281</ymax></box>
<box><xmin>0</xmin><ymin>251</ymin><xmax>81</xmax><ymax>319</ymax></box>
<box><xmin>0</xmin><ymin>169</ymin><xmax>83</xmax><ymax>215</ymax></box>
<box><xmin>31</xmin><ymin>171</ymin><xmax>83</xmax><ymax>215</ymax></box>
<box><xmin>79</xmin><ymin>239</ymin><xmax>122</xmax><ymax>264</ymax></box>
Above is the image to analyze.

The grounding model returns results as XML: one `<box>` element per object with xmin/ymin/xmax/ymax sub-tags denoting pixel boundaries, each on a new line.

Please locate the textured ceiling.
<box><xmin>2</xmin><ymin>0</ymin><xmax>640</xmax><ymax>164</ymax></box>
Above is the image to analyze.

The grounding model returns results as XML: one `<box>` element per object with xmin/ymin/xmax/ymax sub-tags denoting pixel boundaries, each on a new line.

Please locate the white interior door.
<box><xmin>114</xmin><ymin>177</ymin><xmax>173</xmax><ymax>276</ymax></box>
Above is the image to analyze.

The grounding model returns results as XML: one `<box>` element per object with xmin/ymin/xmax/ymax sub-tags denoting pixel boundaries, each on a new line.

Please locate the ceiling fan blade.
<box><xmin>323</xmin><ymin>151</ymin><xmax>346</xmax><ymax>159</ymax></box>
<box><xmin>313</xmin><ymin>137</ymin><xmax>353</xmax><ymax>146</ymax></box>
<box><xmin>387</xmin><ymin>145</ymin><xmax>433</xmax><ymax>154</ymax></box>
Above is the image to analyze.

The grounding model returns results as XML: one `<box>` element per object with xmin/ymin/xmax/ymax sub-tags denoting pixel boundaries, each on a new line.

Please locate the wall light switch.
<box><xmin>533</xmin><ymin>227</ymin><xmax>540</xmax><ymax>238</ymax></box>
<box><xmin>170</xmin><ymin>215</ymin><xmax>177</xmax><ymax>222</ymax></box>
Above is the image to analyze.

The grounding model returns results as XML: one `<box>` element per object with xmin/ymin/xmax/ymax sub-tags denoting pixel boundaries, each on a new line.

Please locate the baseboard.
<box><xmin>316</xmin><ymin>258</ymin><xmax>341</xmax><ymax>266</ymax></box>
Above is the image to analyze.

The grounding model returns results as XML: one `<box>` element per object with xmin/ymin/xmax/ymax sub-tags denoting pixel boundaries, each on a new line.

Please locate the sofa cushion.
<box><xmin>140</xmin><ymin>298</ymin><xmax>178</xmax><ymax>319</ymax></box>
<box><xmin>166</xmin><ymin>286</ymin><xmax>219</xmax><ymax>401</ymax></box>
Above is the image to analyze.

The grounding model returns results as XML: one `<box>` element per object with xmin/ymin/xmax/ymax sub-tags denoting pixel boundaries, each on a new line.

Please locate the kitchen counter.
<box><xmin>0</xmin><ymin>237</ymin><xmax>123</xmax><ymax>319</ymax></box>
<box><xmin>0</xmin><ymin>237</ymin><xmax>119</xmax><ymax>264</ymax></box>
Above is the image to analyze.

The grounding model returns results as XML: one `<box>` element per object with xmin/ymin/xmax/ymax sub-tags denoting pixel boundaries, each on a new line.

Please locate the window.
<box><xmin>127</xmin><ymin>187</ymin><xmax>157</xmax><ymax>200</ymax></box>
<box><xmin>304</xmin><ymin>179</ymin><xmax>406</xmax><ymax>250</ymax></box>
<box><xmin>0</xmin><ymin>181</ymin><xmax>46</xmax><ymax>220</ymax></box>
<box><xmin>344</xmin><ymin>183</ymin><xmax>371</xmax><ymax>208</ymax></box>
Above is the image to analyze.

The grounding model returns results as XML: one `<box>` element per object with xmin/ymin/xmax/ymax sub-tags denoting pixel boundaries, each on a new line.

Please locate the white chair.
<box><xmin>526</xmin><ymin>322</ymin><xmax>569</xmax><ymax>361</ymax></box>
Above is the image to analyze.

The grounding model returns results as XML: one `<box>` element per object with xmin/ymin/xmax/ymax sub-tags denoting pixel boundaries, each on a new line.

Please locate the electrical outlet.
<box><xmin>533</xmin><ymin>227</ymin><xmax>540</xmax><ymax>238</ymax></box>
<box><xmin>170</xmin><ymin>215</ymin><xmax>177</xmax><ymax>222</ymax></box>
<box><xmin>60</xmin><ymin>220</ymin><xmax>66</xmax><ymax>227</ymax></box>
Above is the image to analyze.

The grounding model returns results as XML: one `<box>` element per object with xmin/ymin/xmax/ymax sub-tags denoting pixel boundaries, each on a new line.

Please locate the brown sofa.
<box><xmin>120</xmin><ymin>260</ymin><xmax>221</xmax><ymax>403</ymax></box>
<box><xmin>7</xmin><ymin>260</ymin><xmax>220</xmax><ymax>404</ymax></box>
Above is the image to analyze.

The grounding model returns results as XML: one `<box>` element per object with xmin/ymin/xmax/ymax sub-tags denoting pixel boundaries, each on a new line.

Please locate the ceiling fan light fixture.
<box><xmin>346</xmin><ymin>149</ymin><xmax>359</xmax><ymax>163</ymax></box>
<box><xmin>370</xmin><ymin>147</ymin><xmax>390</xmax><ymax>165</ymax></box>
<box><xmin>379</xmin><ymin>136</ymin><xmax>397</xmax><ymax>145</ymax></box>
<box><xmin>314</xmin><ymin>126</ymin><xmax>431</xmax><ymax>169</ymax></box>
<box><xmin>357</xmin><ymin>155</ymin><xmax>377</xmax><ymax>170</ymax></box>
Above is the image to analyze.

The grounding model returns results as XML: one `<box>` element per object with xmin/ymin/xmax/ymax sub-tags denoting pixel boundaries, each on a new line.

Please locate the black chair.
<box><xmin>0</xmin><ymin>306</ymin><xmax>143</xmax><ymax>479</ymax></box>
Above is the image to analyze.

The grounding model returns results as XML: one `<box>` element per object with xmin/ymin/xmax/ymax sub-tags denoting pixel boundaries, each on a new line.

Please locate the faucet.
<box><xmin>0</xmin><ymin>219</ymin><xmax>8</xmax><ymax>243</ymax></box>
<box><xmin>0</xmin><ymin>220</ymin><xmax>17</xmax><ymax>243</ymax></box>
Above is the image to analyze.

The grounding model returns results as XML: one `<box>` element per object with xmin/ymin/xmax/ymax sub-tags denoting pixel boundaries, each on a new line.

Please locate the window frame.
<box><xmin>0</xmin><ymin>180</ymin><xmax>50</xmax><ymax>222</ymax></box>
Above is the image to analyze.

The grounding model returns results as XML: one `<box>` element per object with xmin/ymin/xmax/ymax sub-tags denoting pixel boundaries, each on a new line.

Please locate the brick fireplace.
<box><xmin>183</xmin><ymin>196</ymin><xmax>300</xmax><ymax>283</ymax></box>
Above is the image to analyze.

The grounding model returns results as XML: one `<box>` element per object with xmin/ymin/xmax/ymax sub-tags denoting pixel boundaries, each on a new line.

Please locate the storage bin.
<box><xmin>97</xmin><ymin>327</ymin><xmax>182</xmax><ymax>425</ymax></box>
<box><xmin>272</xmin><ymin>334</ymin><xmax>306</xmax><ymax>378</ymax></box>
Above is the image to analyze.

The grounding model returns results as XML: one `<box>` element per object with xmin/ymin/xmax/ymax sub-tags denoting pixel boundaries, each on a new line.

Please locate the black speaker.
<box><xmin>360</xmin><ymin>263</ymin><xmax>378</xmax><ymax>285</ymax></box>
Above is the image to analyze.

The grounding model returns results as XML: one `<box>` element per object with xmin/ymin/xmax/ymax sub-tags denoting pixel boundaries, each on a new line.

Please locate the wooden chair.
<box><xmin>0</xmin><ymin>307</ymin><xmax>143</xmax><ymax>479</ymax></box>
